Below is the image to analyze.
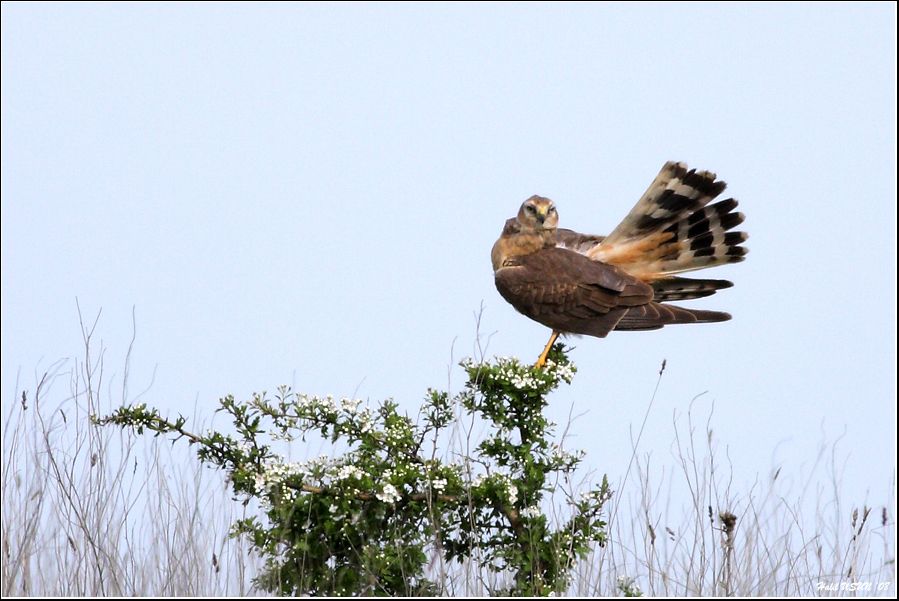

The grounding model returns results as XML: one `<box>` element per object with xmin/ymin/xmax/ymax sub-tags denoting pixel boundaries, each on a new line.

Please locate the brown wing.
<box><xmin>495</xmin><ymin>247</ymin><xmax>730</xmax><ymax>338</ymax></box>
<box><xmin>555</xmin><ymin>228</ymin><xmax>605</xmax><ymax>254</ymax></box>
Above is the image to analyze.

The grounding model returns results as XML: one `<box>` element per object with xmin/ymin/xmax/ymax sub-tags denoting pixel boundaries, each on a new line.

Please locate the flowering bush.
<box><xmin>96</xmin><ymin>344</ymin><xmax>610</xmax><ymax>596</ymax></box>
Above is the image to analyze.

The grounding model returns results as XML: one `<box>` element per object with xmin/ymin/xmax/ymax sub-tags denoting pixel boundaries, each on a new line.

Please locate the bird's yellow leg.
<box><xmin>535</xmin><ymin>331</ymin><xmax>560</xmax><ymax>368</ymax></box>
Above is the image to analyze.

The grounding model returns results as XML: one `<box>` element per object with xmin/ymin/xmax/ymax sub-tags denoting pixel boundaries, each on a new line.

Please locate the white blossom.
<box><xmin>358</xmin><ymin>409</ymin><xmax>374</xmax><ymax>433</ymax></box>
<box><xmin>334</xmin><ymin>465</ymin><xmax>365</xmax><ymax>481</ymax></box>
<box><xmin>617</xmin><ymin>576</ymin><xmax>642</xmax><ymax>596</ymax></box>
<box><xmin>545</xmin><ymin>359</ymin><xmax>576</xmax><ymax>383</ymax></box>
<box><xmin>506</xmin><ymin>482</ymin><xmax>518</xmax><ymax>505</ymax></box>
<box><xmin>376</xmin><ymin>483</ymin><xmax>401</xmax><ymax>504</ymax></box>
<box><xmin>340</xmin><ymin>397</ymin><xmax>362</xmax><ymax>413</ymax></box>
<box><xmin>295</xmin><ymin>393</ymin><xmax>312</xmax><ymax>410</ymax></box>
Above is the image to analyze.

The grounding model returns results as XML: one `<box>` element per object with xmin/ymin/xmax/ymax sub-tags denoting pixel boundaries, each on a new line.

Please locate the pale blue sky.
<box><xmin>2</xmin><ymin>3</ymin><xmax>896</xmax><ymax>507</ymax></box>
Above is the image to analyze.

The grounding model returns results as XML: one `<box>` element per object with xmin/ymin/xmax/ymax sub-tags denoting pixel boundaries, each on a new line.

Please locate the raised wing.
<box><xmin>555</xmin><ymin>228</ymin><xmax>605</xmax><ymax>254</ymax></box>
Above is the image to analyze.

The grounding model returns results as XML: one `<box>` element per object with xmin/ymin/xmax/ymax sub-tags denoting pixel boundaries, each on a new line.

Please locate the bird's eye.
<box><xmin>525</xmin><ymin>205</ymin><xmax>536</xmax><ymax>213</ymax></box>
<box><xmin>549</xmin><ymin>206</ymin><xmax>557</xmax><ymax>213</ymax></box>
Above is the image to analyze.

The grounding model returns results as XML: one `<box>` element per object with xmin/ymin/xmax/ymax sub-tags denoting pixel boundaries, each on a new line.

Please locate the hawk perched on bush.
<box><xmin>491</xmin><ymin>161</ymin><xmax>748</xmax><ymax>367</ymax></box>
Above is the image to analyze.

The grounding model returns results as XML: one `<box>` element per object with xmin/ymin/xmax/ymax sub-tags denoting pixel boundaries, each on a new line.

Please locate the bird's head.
<box><xmin>517</xmin><ymin>195</ymin><xmax>559</xmax><ymax>231</ymax></box>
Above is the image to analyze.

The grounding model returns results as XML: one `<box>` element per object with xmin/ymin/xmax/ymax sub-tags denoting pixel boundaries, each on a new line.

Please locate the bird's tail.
<box><xmin>613</xmin><ymin>302</ymin><xmax>732</xmax><ymax>332</ymax></box>
<box><xmin>588</xmin><ymin>161</ymin><xmax>748</xmax><ymax>281</ymax></box>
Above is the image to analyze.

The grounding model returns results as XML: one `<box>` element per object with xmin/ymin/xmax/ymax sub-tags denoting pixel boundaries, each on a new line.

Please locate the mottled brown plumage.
<box><xmin>492</xmin><ymin>162</ymin><xmax>748</xmax><ymax>366</ymax></box>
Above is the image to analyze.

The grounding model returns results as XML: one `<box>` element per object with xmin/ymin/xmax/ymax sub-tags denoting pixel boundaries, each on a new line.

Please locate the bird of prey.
<box><xmin>491</xmin><ymin>161</ymin><xmax>748</xmax><ymax>367</ymax></box>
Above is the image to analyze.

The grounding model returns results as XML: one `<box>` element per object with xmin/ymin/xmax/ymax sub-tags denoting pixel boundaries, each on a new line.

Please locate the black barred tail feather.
<box><xmin>602</xmin><ymin>162</ymin><xmax>728</xmax><ymax>244</ymax></box>
<box><xmin>655</xmin><ymin>198</ymin><xmax>748</xmax><ymax>275</ymax></box>
<box><xmin>613</xmin><ymin>302</ymin><xmax>732</xmax><ymax>332</ymax></box>
<box><xmin>650</xmin><ymin>276</ymin><xmax>734</xmax><ymax>302</ymax></box>
<box><xmin>588</xmin><ymin>162</ymin><xmax>749</xmax><ymax>281</ymax></box>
